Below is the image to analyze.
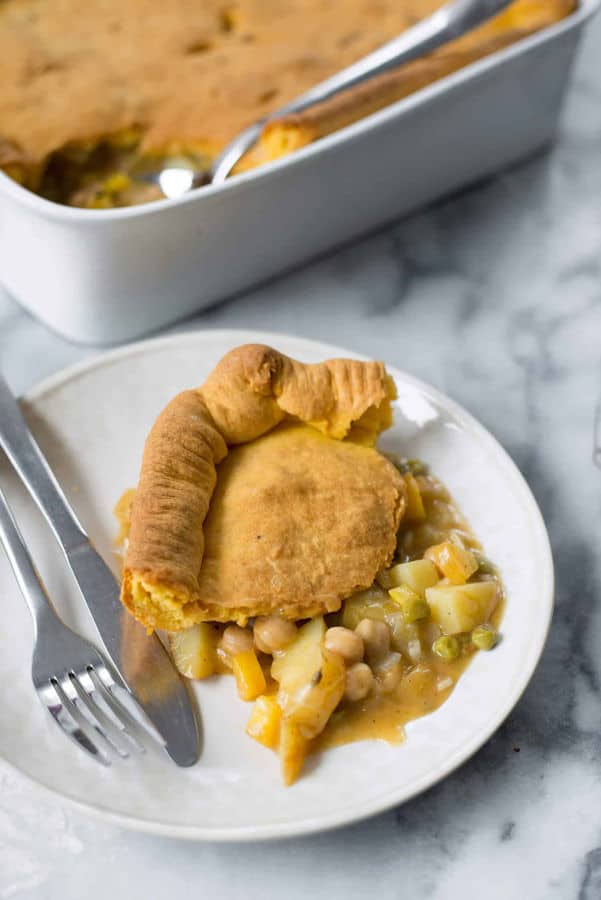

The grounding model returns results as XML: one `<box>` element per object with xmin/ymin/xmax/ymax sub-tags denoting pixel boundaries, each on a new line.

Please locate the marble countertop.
<box><xmin>2</xmin><ymin>14</ymin><xmax>601</xmax><ymax>900</ymax></box>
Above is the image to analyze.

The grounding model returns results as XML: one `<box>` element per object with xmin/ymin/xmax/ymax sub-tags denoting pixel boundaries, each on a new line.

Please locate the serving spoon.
<box><xmin>151</xmin><ymin>0</ymin><xmax>512</xmax><ymax>198</ymax></box>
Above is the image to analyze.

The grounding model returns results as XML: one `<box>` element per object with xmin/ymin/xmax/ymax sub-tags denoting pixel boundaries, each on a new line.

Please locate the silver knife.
<box><xmin>0</xmin><ymin>372</ymin><xmax>199</xmax><ymax>766</ymax></box>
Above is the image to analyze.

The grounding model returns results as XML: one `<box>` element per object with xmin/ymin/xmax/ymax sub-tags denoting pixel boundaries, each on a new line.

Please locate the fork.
<box><xmin>0</xmin><ymin>483</ymin><xmax>145</xmax><ymax>764</ymax></box>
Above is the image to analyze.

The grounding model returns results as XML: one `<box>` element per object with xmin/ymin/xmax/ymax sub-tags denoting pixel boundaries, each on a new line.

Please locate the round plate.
<box><xmin>0</xmin><ymin>330</ymin><xmax>553</xmax><ymax>840</ymax></box>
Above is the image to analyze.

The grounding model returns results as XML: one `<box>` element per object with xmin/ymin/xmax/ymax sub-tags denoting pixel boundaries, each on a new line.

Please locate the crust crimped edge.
<box><xmin>121</xmin><ymin>344</ymin><xmax>404</xmax><ymax>631</ymax></box>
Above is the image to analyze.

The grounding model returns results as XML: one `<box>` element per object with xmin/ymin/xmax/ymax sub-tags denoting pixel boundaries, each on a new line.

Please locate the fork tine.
<box><xmin>43</xmin><ymin>680</ymin><xmax>111</xmax><ymax>766</ymax></box>
<box><xmin>95</xmin><ymin>665</ymin><xmax>166</xmax><ymax>747</ymax></box>
<box><xmin>80</xmin><ymin>668</ymin><xmax>145</xmax><ymax>754</ymax></box>
<box><xmin>51</xmin><ymin>677</ymin><xmax>115</xmax><ymax>761</ymax></box>
<box><xmin>65</xmin><ymin>673</ymin><xmax>131</xmax><ymax>759</ymax></box>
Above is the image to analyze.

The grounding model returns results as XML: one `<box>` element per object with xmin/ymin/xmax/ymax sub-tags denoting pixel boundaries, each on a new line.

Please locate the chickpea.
<box><xmin>220</xmin><ymin>624</ymin><xmax>254</xmax><ymax>658</ymax></box>
<box><xmin>344</xmin><ymin>663</ymin><xmax>374</xmax><ymax>702</ymax></box>
<box><xmin>253</xmin><ymin>616</ymin><xmax>297</xmax><ymax>654</ymax></box>
<box><xmin>324</xmin><ymin>626</ymin><xmax>364</xmax><ymax>663</ymax></box>
<box><xmin>355</xmin><ymin>618</ymin><xmax>390</xmax><ymax>664</ymax></box>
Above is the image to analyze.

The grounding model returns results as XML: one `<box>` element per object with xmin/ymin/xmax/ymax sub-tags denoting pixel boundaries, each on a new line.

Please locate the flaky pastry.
<box><xmin>121</xmin><ymin>344</ymin><xmax>405</xmax><ymax>631</ymax></box>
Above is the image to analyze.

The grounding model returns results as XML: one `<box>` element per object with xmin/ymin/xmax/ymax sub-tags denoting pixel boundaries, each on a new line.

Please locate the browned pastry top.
<box><xmin>0</xmin><ymin>0</ymin><xmax>576</xmax><ymax>190</ymax></box>
<box><xmin>121</xmin><ymin>344</ymin><xmax>405</xmax><ymax>631</ymax></box>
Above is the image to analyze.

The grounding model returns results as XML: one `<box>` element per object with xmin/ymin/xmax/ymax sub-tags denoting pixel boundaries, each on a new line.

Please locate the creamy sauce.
<box><xmin>318</xmin><ymin>656</ymin><xmax>467</xmax><ymax>750</ymax></box>
<box><xmin>317</xmin><ymin>470</ymin><xmax>503</xmax><ymax>751</ymax></box>
<box><xmin>318</xmin><ymin>601</ymin><xmax>503</xmax><ymax>751</ymax></box>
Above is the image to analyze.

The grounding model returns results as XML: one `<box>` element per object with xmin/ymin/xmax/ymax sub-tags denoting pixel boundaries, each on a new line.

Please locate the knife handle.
<box><xmin>0</xmin><ymin>372</ymin><xmax>87</xmax><ymax>554</ymax></box>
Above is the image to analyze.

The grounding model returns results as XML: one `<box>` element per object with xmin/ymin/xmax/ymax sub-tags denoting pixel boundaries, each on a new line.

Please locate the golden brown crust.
<box><xmin>124</xmin><ymin>390</ymin><xmax>227</xmax><ymax>597</ymax></box>
<box><xmin>0</xmin><ymin>0</ymin><xmax>575</xmax><ymax>191</ymax></box>
<box><xmin>196</xmin><ymin>424</ymin><xmax>405</xmax><ymax>624</ymax></box>
<box><xmin>200</xmin><ymin>343</ymin><xmax>394</xmax><ymax>443</ymax></box>
<box><xmin>121</xmin><ymin>345</ymin><xmax>404</xmax><ymax>631</ymax></box>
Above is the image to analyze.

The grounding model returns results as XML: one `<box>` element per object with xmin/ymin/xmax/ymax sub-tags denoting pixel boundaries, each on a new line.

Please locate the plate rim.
<box><xmin>3</xmin><ymin>328</ymin><xmax>554</xmax><ymax>841</ymax></box>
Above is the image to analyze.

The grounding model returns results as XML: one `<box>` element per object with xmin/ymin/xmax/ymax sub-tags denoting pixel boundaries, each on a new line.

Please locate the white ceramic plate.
<box><xmin>0</xmin><ymin>330</ymin><xmax>553</xmax><ymax>840</ymax></box>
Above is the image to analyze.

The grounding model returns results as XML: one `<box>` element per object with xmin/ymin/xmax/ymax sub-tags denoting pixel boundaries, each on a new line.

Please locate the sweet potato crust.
<box><xmin>121</xmin><ymin>345</ymin><xmax>405</xmax><ymax>631</ymax></box>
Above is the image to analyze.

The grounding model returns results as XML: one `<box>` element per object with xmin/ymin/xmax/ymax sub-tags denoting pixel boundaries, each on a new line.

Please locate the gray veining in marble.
<box><xmin>2</xmin><ymin>13</ymin><xmax>601</xmax><ymax>900</ymax></box>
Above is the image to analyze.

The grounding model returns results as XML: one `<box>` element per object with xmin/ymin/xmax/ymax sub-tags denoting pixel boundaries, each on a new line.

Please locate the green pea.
<box><xmin>432</xmin><ymin>635</ymin><xmax>460</xmax><ymax>660</ymax></box>
<box><xmin>472</xmin><ymin>624</ymin><xmax>498</xmax><ymax>651</ymax></box>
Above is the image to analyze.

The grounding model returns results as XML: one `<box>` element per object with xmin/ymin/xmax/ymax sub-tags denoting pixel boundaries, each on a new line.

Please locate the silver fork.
<box><xmin>0</xmin><ymin>483</ymin><xmax>145</xmax><ymax>764</ymax></box>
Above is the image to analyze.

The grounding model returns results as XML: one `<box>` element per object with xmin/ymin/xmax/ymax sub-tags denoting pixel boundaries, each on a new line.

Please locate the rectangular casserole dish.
<box><xmin>0</xmin><ymin>0</ymin><xmax>598</xmax><ymax>346</ymax></box>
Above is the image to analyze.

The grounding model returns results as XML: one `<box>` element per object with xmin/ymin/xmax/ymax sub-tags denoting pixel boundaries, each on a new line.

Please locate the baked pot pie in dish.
<box><xmin>1</xmin><ymin>0</ymin><xmax>576</xmax><ymax>208</ymax></box>
<box><xmin>118</xmin><ymin>345</ymin><xmax>503</xmax><ymax>784</ymax></box>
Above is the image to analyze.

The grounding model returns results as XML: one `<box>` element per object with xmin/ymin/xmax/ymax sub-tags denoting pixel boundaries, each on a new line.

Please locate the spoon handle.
<box><xmin>282</xmin><ymin>0</ymin><xmax>512</xmax><ymax>117</ymax></box>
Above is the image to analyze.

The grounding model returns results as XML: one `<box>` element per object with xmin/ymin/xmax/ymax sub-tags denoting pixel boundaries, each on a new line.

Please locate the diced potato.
<box><xmin>425</xmin><ymin>541</ymin><xmax>479</xmax><ymax>584</ymax></box>
<box><xmin>271</xmin><ymin>617</ymin><xmax>325</xmax><ymax>688</ymax></box>
<box><xmin>272</xmin><ymin>618</ymin><xmax>345</xmax><ymax>739</ymax></box>
<box><xmin>379</xmin><ymin>559</ymin><xmax>439</xmax><ymax>595</ymax></box>
<box><xmin>232</xmin><ymin>649</ymin><xmax>267</xmax><ymax>701</ymax></box>
<box><xmin>246</xmin><ymin>695</ymin><xmax>282</xmax><ymax>749</ymax></box>
<box><xmin>278</xmin><ymin>648</ymin><xmax>346</xmax><ymax>740</ymax></box>
<box><xmin>426</xmin><ymin>581</ymin><xmax>498</xmax><ymax>634</ymax></box>
<box><xmin>168</xmin><ymin>623</ymin><xmax>217</xmax><ymax>679</ymax></box>
<box><xmin>404</xmin><ymin>473</ymin><xmax>426</xmax><ymax>522</ymax></box>
<box><xmin>279</xmin><ymin>719</ymin><xmax>310</xmax><ymax>786</ymax></box>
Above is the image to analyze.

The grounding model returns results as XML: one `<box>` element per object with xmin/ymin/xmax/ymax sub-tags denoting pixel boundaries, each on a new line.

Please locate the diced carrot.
<box><xmin>232</xmin><ymin>649</ymin><xmax>267</xmax><ymax>701</ymax></box>
<box><xmin>246</xmin><ymin>695</ymin><xmax>282</xmax><ymax>749</ymax></box>
<box><xmin>425</xmin><ymin>541</ymin><xmax>478</xmax><ymax>584</ymax></box>
<box><xmin>279</xmin><ymin>718</ymin><xmax>310</xmax><ymax>786</ymax></box>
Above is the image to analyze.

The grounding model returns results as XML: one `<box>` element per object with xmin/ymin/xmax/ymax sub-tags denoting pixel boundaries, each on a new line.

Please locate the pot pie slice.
<box><xmin>118</xmin><ymin>343</ymin><xmax>504</xmax><ymax>784</ymax></box>
<box><xmin>122</xmin><ymin>344</ymin><xmax>405</xmax><ymax>632</ymax></box>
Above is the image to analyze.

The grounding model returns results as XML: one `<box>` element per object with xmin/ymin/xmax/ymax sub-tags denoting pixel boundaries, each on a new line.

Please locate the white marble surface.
<box><xmin>2</xmin><ymin>14</ymin><xmax>601</xmax><ymax>899</ymax></box>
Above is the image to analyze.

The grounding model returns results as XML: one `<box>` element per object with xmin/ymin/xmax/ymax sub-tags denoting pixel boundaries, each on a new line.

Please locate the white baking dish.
<box><xmin>0</xmin><ymin>0</ymin><xmax>598</xmax><ymax>345</ymax></box>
